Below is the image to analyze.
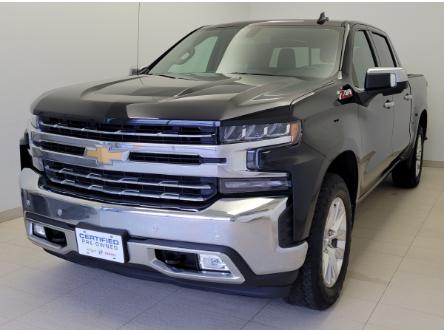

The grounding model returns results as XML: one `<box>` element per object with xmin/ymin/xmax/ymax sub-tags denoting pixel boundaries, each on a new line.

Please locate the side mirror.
<box><xmin>365</xmin><ymin>67</ymin><xmax>408</xmax><ymax>94</ymax></box>
<box><xmin>129</xmin><ymin>67</ymin><xmax>139</xmax><ymax>75</ymax></box>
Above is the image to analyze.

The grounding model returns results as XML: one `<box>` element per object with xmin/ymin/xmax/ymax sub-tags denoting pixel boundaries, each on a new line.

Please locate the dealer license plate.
<box><xmin>75</xmin><ymin>227</ymin><xmax>125</xmax><ymax>263</ymax></box>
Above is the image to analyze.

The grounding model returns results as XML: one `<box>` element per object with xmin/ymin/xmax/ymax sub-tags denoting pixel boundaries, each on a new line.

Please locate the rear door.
<box><xmin>351</xmin><ymin>29</ymin><xmax>395</xmax><ymax>193</ymax></box>
<box><xmin>370</xmin><ymin>32</ymin><xmax>412</xmax><ymax>155</ymax></box>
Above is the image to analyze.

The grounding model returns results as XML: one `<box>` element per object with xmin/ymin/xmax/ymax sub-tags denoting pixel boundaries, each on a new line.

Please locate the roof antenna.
<box><xmin>317</xmin><ymin>12</ymin><xmax>329</xmax><ymax>25</ymax></box>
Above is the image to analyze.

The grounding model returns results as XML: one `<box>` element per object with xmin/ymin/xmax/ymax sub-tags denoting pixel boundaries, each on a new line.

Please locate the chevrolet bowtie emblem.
<box><xmin>85</xmin><ymin>146</ymin><xmax>126</xmax><ymax>165</ymax></box>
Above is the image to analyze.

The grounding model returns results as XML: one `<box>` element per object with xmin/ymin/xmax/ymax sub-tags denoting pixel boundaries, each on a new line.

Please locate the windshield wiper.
<box><xmin>228</xmin><ymin>72</ymin><xmax>292</xmax><ymax>77</ymax></box>
<box><xmin>148</xmin><ymin>73</ymin><xmax>198</xmax><ymax>81</ymax></box>
<box><xmin>148</xmin><ymin>73</ymin><xmax>179</xmax><ymax>79</ymax></box>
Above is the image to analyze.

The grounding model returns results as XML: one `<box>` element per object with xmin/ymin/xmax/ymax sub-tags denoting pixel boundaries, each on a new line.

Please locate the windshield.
<box><xmin>149</xmin><ymin>25</ymin><xmax>343</xmax><ymax>79</ymax></box>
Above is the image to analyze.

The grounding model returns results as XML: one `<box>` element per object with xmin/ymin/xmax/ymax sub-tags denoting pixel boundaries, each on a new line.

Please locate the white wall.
<box><xmin>248</xmin><ymin>2</ymin><xmax>444</xmax><ymax>162</ymax></box>
<box><xmin>0</xmin><ymin>2</ymin><xmax>250</xmax><ymax>211</ymax></box>
<box><xmin>138</xmin><ymin>2</ymin><xmax>250</xmax><ymax>66</ymax></box>
<box><xmin>0</xmin><ymin>3</ymin><xmax>139</xmax><ymax>211</ymax></box>
<box><xmin>1</xmin><ymin>2</ymin><xmax>443</xmax><ymax>211</ymax></box>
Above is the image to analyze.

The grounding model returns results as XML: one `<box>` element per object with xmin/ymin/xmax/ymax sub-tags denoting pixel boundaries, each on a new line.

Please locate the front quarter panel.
<box><xmin>300</xmin><ymin>84</ymin><xmax>362</xmax><ymax>164</ymax></box>
<box><xmin>260</xmin><ymin>83</ymin><xmax>363</xmax><ymax>242</ymax></box>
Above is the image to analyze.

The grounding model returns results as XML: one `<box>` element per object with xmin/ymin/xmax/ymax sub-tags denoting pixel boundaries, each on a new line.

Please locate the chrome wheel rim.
<box><xmin>322</xmin><ymin>197</ymin><xmax>347</xmax><ymax>288</ymax></box>
<box><xmin>416</xmin><ymin>134</ymin><xmax>423</xmax><ymax>177</ymax></box>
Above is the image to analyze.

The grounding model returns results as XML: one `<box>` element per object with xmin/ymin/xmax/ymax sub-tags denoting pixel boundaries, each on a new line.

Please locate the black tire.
<box><xmin>285</xmin><ymin>173</ymin><xmax>353</xmax><ymax>310</ymax></box>
<box><xmin>392</xmin><ymin>126</ymin><xmax>424</xmax><ymax>188</ymax></box>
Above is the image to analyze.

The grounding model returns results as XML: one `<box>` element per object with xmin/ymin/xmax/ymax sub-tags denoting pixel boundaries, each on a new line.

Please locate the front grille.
<box><xmin>39</xmin><ymin>118</ymin><xmax>218</xmax><ymax>145</ymax></box>
<box><xmin>35</xmin><ymin>117</ymin><xmax>222</xmax><ymax>209</ymax></box>
<box><xmin>42</xmin><ymin>161</ymin><xmax>218</xmax><ymax>209</ymax></box>
<box><xmin>37</xmin><ymin>141</ymin><xmax>223</xmax><ymax>165</ymax></box>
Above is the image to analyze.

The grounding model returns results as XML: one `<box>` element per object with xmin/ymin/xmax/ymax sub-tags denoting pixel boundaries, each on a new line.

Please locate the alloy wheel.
<box><xmin>322</xmin><ymin>197</ymin><xmax>347</xmax><ymax>287</ymax></box>
<box><xmin>416</xmin><ymin>133</ymin><xmax>423</xmax><ymax>177</ymax></box>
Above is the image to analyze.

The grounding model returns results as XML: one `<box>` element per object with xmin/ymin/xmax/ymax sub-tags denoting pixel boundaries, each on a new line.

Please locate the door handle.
<box><xmin>384</xmin><ymin>101</ymin><xmax>395</xmax><ymax>109</ymax></box>
<box><xmin>404</xmin><ymin>94</ymin><xmax>413</xmax><ymax>101</ymax></box>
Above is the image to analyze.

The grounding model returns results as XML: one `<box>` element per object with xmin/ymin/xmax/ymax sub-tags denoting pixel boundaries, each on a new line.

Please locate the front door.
<box><xmin>370</xmin><ymin>32</ymin><xmax>412</xmax><ymax>155</ymax></box>
<box><xmin>392</xmin><ymin>85</ymin><xmax>412</xmax><ymax>154</ymax></box>
<box><xmin>351</xmin><ymin>30</ymin><xmax>395</xmax><ymax>194</ymax></box>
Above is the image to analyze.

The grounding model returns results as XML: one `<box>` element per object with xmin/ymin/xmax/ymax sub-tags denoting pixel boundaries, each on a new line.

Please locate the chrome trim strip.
<box><xmin>366</xmin><ymin>67</ymin><xmax>408</xmax><ymax>83</ymax></box>
<box><xmin>39</xmin><ymin>121</ymin><xmax>215</xmax><ymax>138</ymax></box>
<box><xmin>44</xmin><ymin>165</ymin><xmax>212</xmax><ymax>190</ymax></box>
<box><xmin>30</xmin><ymin>128</ymin><xmax>291</xmax><ymax>154</ymax></box>
<box><xmin>132</xmin><ymin>243</ymin><xmax>244</xmax><ymax>283</ymax></box>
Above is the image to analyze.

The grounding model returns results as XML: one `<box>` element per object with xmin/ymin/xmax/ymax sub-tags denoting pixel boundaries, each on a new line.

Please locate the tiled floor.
<box><xmin>1</xmin><ymin>167</ymin><xmax>444</xmax><ymax>329</ymax></box>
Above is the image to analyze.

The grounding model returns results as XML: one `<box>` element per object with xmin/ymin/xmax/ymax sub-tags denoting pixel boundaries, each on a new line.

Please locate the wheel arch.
<box><xmin>419</xmin><ymin>109</ymin><xmax>427</xmax><ymax>138</ymax></box>
<box><xmin>297</xmin><ymin>149</ymin><xmax>360</xmax><ymax>243</ymax></box>
<box><xmin>325</xmin><ymin>150</ymin><xmax>359</xmax><ymax>209</ymax></box>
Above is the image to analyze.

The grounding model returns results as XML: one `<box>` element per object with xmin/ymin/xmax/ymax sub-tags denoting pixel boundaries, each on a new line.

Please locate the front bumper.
<box><xmin>20</xmin><ymin>168</ymin><xmax>308</xmax><ymax>294</ymax></box>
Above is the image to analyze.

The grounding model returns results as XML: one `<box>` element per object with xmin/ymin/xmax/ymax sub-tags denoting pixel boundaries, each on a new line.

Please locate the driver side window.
<box><xmin>352</xmin><ymin>31</ymin><xmax>376</xmax><ymax>88</ymax></box>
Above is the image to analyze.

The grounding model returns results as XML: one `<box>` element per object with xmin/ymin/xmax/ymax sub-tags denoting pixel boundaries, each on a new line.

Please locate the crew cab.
<box><xmin>19</xmin><ymin>15</ymin><xmax>427</xmax><ymax>309</ymax></box>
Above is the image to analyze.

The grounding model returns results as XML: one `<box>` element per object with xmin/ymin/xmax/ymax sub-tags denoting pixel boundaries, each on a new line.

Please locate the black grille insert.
<box><xmin>39</xmin><ymin>142</ymin><xmax>85</xmax><ymax>156</ymax></box>
<box><xmin>129</xmin><ymin>152</ymin><xmax>224</xmax><ymax>165</ymax></box>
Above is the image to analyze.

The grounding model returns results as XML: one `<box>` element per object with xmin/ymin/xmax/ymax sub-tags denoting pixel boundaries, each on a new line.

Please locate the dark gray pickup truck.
<box><xmin>19</xmin><ymin>15</ymin><xmax>427</xmax><ymax>309</ymax></box>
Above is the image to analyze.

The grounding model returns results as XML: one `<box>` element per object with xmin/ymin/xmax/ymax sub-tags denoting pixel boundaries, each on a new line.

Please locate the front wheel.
<box><xmin>392</xmin><ymin>126</ymin><xmax>424</xmax><ymax>188</ymax></box>
<box><xmin>286</xmin><ymin>173</ymin><xmax>352</xmax><ymax>310</ymax></box>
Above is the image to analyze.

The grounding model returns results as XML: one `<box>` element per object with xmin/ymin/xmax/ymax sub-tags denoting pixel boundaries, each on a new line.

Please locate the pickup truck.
<box><xmin>19</xmin><ymin>16</ymin><xmax>427</xmax><ymax>309</ymax></box>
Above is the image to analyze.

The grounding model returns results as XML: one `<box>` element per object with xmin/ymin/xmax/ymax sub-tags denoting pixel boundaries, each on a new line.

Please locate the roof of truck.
<box><xmin>207</xmin><ymin>19</ymin><xmax>378</xmax><ymax>30</ymax></box>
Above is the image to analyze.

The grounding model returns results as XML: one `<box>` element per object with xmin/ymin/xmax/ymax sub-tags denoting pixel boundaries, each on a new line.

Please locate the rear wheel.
<box><xmin>286</xmin><ymin>173</ymin><xmax>352</xmax><ymax>309</ymax></box>
<box><xmin>392</xmin><ymin>126</ymin><xmax>424</xmax><ymax>188</ymax></box>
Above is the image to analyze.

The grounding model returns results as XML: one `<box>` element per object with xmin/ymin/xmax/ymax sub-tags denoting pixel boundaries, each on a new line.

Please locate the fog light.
<box><xmin>198</xmin><ymin>254</ymin><xmax>230</xmax><ymax>272</ymax></box>
<box><xmin>32</xmin><ymin>223</ymin><xmax>46</xmax><ymax>238</ymax></box>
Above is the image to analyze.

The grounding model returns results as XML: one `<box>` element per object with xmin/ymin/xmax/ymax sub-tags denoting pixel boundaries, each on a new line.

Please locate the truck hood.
<box><xmin>33</xmin><ymin>73</ymin><xmax>329</xmax><ymax>124</ymax></box>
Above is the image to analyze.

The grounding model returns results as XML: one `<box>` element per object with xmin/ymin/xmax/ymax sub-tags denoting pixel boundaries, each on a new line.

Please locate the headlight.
<box><xmin>219</xmin><ymin>177</ymin><xmax>291</xmax><ymax>194</ymax></box>
<box><xmin>30</xmin><ymin>115</ymin><xmax>40</xmax><ymax>129</ymax></box>
<box><xmin>220</xmin><ymin>121</ymin><xmax>301</xmax><ymax>144</ymax></box>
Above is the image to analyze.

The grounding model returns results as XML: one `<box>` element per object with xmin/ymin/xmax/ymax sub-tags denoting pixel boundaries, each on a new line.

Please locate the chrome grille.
<box><xmin>30</xmin><ymin>116</ymin><xmax>289</xmax><ymax>210</ymax></box>
<box><xmin>39</xmin><ymin>118</ymin><xmax>218</xmax><ymax>145</ymax></box>
<box><xmin>35</xmin><ymin>141</ymin><xmax>224</xmax><ymax>165</ymax></box>
<box><xmin>42</xmin><ymin>161</ymin><xmax>218</xmax><ymax>207</ymax></box>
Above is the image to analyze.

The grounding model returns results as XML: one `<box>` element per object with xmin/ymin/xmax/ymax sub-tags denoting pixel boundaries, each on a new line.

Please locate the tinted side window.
<box><xmin>352</xmin><ymin>31</ymin><xmax>376</xmax><ymax>88</ymax></box>
<box><xmin>372</xmin><ymin>33</ymin><xmax>396</xmax><ymax>67</ymax></box>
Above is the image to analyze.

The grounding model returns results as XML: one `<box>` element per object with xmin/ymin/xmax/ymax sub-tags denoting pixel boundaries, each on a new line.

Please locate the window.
<box><xmin>167</xmin><ymin>36</ymin><xmax>218</xmax><ymax>73</ymax></box>
<box><xmin>372</xmin><ymin>33</ymin><xmax>396</xmax><ymax>67</ymax></box>
<box><xmin>150</xmin><ymin>26</ymin><xmax>342</xmax><ymax>79</ymax></box>
<box><xmin>269</xmin><ymin>47</ymin><xmax>327</xmax><ymax>69</ymax></box>
<box><xmin>352</xmin><ymin>31</ymin><xmax>376</xmax><ymax>88</ymax></box>
<box><xmin>269</xmin><ymin>47</ymin><xmax>309</xmax><ymax>68</ymax></box>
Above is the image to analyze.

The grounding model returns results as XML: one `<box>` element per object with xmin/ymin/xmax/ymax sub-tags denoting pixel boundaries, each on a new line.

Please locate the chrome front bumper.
<box><xmin>20</xmin><ymin>168</ymin><xmax>308</xmax><ymax>284</ymax></box>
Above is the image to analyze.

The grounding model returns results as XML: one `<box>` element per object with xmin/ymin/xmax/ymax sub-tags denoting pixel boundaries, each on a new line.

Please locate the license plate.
<box><xmin>75</xmin><ymin>227</ymin><xmax>125</xmax><ymax>263</ymax></box>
